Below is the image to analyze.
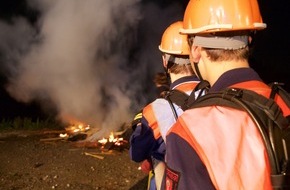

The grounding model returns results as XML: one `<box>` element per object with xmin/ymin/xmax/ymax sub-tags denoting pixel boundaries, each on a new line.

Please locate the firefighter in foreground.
<box><xmin>163</xmin><ymin>0</ymin><xmax>290</xmax><ymax>189</ymax></box>
<box><xmin>129</xmin><ymin>21</ymin><xmax>200</xmax><ymax>190</ymax></box>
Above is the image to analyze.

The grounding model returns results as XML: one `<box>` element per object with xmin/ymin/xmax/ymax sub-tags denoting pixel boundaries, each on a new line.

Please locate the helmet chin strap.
<box><xmin>164</xmin><ymin>62</ymin><xmax>172</xmax><ymax>84</ymax></box>
<box><xmin>193</xmin><ymin>62</ymin><xmax>203</xmax><ymax>81</ymax></box>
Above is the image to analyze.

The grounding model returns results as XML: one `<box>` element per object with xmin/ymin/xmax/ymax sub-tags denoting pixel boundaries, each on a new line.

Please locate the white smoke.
<box><xmin>0</xmin><ymin>0</ymin><xmax>185</xmax><ymax>139</ymax></box>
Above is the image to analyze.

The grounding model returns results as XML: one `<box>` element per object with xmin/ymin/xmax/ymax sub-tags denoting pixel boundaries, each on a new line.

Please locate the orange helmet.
<box><xmin>159</xmin><ymin>21</ymin><xmax>190</xmax><ymax>55</ymax></box>
<box><xmin>180</xmin><ymin>0</ymin><xmax>267</xmax><ymax>34</ymax></box>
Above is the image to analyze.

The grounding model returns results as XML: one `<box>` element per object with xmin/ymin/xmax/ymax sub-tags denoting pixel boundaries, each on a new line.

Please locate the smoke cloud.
<box><xmin>0</xmin><ymin>0</ymin><xmax>185</xmax><ymax>138</ymax></box>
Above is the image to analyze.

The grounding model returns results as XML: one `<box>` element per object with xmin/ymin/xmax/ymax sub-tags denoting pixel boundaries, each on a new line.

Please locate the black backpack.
<box><xmin>187</xmin><ymin>82</ymin><xmax>290</xmax><ymax>189</ymax></box>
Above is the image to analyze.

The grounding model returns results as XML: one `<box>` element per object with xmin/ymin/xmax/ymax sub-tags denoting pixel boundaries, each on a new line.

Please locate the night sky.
<box><xmin>251</xmin><ymin>0</ymin><xmax>290</xmax><ymax>90</ymax></box>
<box><xmin>0</xmin><ymin>0</ymin><xmax>289</xmax><ymax>121</ymax></box>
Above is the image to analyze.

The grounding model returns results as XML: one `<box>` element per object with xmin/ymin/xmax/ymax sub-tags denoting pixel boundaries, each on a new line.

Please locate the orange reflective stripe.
<box><xmin>174</xmin><ymin>82</ymin><xmax>198</xmax><ymax>92</ymax></box>
<box><xmin>171</xmin><ymin>107</ymin><xmax>273</xmax><ymax>189</ymax></box>
<box><xmin>276</xmin><ymin>97</ymin><xmax>290</xmax><ymax>116</ymax></box>
<box><xmin>143</xmin><ymin>105</ymin><xmax>161</xmax><ymax>139</ymax></box>
<box><xmin>171</xmin><ymin>114</ymin><xmax>222</xmax><ymax>188</ymax></box>
<box><xmin>170</xmin><ymin>120</ymin><xmax>219</xmax><ymax>189</ymax></box>
<box><xmin>230</xmin><ymin>80</ymin><xmax>269</xmax><ymax>89</ymax></box>
<box><xmin>144</xmin><ymin>80</ymin><xmax>199</xmax><ymax>140</ymax></box>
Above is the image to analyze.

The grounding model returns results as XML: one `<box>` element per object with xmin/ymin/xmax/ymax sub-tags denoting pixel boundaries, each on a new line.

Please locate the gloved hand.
<box><xmin>131</xmin><ymin>110</ymin><xmax>142</xmax><ymax>131</ymax></box>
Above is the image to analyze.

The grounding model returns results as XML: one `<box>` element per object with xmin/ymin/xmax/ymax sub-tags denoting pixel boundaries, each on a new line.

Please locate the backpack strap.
<box><xmin>269</xmin><ymin>82</ymin><xmax>290</xmax><ymax>108</ymax></box>
<box><xmin>164</xmin><ymin>89</ymin><xmax>189</xmax><ymax>120</ymax></box>
<box><xmin>267</xmin><ymin>83</ymin><xmax>290</xmax><ymax>188</ymax></box>
<box><xmin>185</xmin><ymin>80</ymin><xmax>210</xmax><ymax>110</ymax></box>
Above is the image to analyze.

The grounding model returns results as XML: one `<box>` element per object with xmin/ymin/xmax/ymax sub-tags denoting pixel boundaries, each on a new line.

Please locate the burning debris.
<box><xmin>40</xmin><ymin>121</ymin><xmax>132</xmax><ymax>158</ymax></box>
<box><xmin>56</xmin><ymin>122</ymin><xmax>131</xmax><ymax>151</ymax></box>
<box><xmin>37</xmin><ymin>126</ymin><xmax>133</xmax><ymax>163</ymax></box>
<box><xmin>59</xmin><ymin>124</ymin><xmax>90</xmax><ymax>141</ymax></box>
<box><xmin>97</xmin><ymin>132</ymin><xmax>128</xmax><ymax>151</ymax></box>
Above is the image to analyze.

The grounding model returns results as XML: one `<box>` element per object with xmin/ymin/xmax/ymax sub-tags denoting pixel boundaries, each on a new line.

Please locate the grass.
<box><xmin>0</xmin><ymin>117</ymin><xmax>65</xmax><ymax>131</ymax></box>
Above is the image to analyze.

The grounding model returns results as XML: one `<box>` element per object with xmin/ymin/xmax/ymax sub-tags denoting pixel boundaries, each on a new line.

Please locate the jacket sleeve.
<box><xmin>129</xmin><ymin>109</ymin><xmax>165</xmax><ymax>162</ymax></box>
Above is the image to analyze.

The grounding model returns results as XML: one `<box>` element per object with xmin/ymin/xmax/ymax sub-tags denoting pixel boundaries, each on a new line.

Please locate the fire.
<box><xmin>59</xmin><ymin>123</ymin><xmax>91</xmax><ymax>138</ymax></box>
<box><xmin>59</xmin><ymin>115</ymin><xmax>91</xmax><ymax>134</ymax></box>
<box><xmin>56</xmin><ymin>117</ymin><xmax>128</xmax><ymax>151</ymax></box>
<box><xmin>98</xmin><ymin>132</ymin><xmax>124</xmax><ymax>147</ymax></box>
<box><xmin>57</xmin><ymin>126</ymin><xmax>128</xmax><ymax>151</ymax></box>
<box><xmin>66</xmin><ymin>124</ymin><xmax>90</xmax><ymax>134</ymax></box>
<box><xmin>98</xmin><ymin>137</ymin><xmax>108</xmax><ymax>144</ymax></box>
<box><xmin>59</xmin><ymin>133</ymin><xmax>68</xmax><ymax>138</ymax></box>
<box><xmin>66</xmin><ymin>124</ymin><xmax>90</xmax><ymax>133</ymax></box>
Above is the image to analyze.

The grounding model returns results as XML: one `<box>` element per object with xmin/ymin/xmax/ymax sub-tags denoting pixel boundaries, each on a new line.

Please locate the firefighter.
<box><xmin>129</xmin><ymin>21</ymin><xmax>200</xmax><ymax>190</ymax></box>
<box><xmin>163</xmin><ymin>0</ymin><xmax>290</xmax><ymax>189</ymax></box>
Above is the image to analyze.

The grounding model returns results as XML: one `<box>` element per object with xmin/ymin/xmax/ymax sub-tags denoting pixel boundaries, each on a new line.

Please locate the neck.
<box><xmin>209</xmin><ymin>61</ymin><xmax>249</xmax><ymax>86</ymax></box>
<box><xmin>169</xmin><ymin>73</ymin><xmax>192</xmax><ymax>83</ymax></box>
<box><xmin>200</xmin><ymin>52</ymin><xmax>250</xmax><ymax>86</ymax></box>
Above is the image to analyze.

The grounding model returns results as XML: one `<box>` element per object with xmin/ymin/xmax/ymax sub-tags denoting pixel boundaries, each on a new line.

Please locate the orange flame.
<box><xmin>98</xmin><ymin>132</ymin><xmax>124</xmax><ymax>146</ymax></box>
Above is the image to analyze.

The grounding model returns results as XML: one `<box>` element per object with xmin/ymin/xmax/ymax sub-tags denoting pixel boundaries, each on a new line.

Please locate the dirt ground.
<box><xmin>0</xmin><ymin>129</ymin><xmax>148</xmax><ymax>190</ymax></box>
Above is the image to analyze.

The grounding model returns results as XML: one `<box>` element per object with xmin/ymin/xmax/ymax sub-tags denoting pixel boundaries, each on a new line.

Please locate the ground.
<box><xmin>0</xmin><ymin>130</ymin><xmax>148</xmax><ymax>190</ymax></box>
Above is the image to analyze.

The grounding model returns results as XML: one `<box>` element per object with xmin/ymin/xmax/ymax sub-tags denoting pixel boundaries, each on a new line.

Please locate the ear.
<box><xmin>162</xmin><ymin>55</ymin><xmax>167</xmax><ymax>68</ymax></box>
<box><xmin>248</xmin><ymin>36</ymin><xmax>252</xmax><ymax>44</ymax></box>
<box><xmin>190</xmin><ymin>46</ymin><xmax>201</xmax><ymax>63</ymax></box>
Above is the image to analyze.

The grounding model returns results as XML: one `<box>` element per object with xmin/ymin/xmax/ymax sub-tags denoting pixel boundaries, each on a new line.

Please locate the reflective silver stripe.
<box><xmin>164</xmin><ymin>54</ymin><xmax>190</xmax><ymax>65</ymax></box>
<box><xmin>193</xmin><ymin>35</ymin><xmax>248</xmax><ymax>50</ymax></box>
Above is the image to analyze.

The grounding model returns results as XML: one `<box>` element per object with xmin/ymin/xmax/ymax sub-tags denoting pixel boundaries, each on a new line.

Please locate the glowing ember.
<box><xmin>59</xmin><ymin>123</ymin><xmax>90</xmax><ymax>138</ymax></box>
<box><xmin>98</xmin><ymin>138</ymin><xmax>108</xmax><ymax>144</ymax></box>
<box><xmin>65</xmin><ymin>124</ymin><xmax>90</xmax><ymax>134</ymax></box>
<box><xmin>59</xmin><ymin>133</ymin><xmax>68</xmax><ymax>138</ymax></box>
<box><xmin>98</xmin><ymin>132</ymin><xmax>125</xmax><ymax>147</ymax></box>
